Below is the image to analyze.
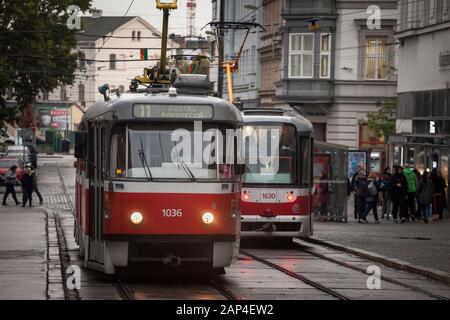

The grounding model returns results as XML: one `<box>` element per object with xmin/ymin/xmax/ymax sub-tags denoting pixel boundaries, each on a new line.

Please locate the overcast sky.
<box><xmin>91</xmin><ymin>0</ymin><xmax>212</xmax><ymax>36</ymax></box>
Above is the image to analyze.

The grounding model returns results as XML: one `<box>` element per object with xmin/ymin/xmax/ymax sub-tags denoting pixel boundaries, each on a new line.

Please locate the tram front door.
<box><xmin>88</xmin><ymin>124</ymin><xmax>105</xmax><ymax>265</ymax></box>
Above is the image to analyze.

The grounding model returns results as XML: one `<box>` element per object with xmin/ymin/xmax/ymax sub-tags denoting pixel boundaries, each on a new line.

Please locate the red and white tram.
<box><xmin>74</xmin><ymin>78</ymin><xmax>243</xmax><ymax>274</ymax></box>
<box><xmin>240</xmin><ymin>108</ymin><xmax>314</xmax><ymax>241</ymax></box>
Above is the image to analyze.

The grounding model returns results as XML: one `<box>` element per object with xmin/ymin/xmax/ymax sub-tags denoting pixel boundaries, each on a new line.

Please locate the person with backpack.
<box><xmin>403</xmin><ymin>164</ymin><xmax>419</xmax><ymax>223</ymax></box>
<box><xmin>354</xmin><ymin>170</ymin><xmax>369</xmax><ymax>223</ymax></box>
<box><xmin>379</xmin><ymin>167</ymin><xmax>392</xmax><ymax>220</ymax></box>
<box><xmin>2</xmin><ymin>165</ymin><xmax>20</xmax><ymax>206</ymax></box>
<box><xmin>418</xmin><ymin>171</ymin><xmax>435</xmax><ymax>224</ymax></box>
<box><xmin>365</xmin><ymin>173</ymin><xmax>380</xmax><ymax>223</ymax></box>
<box><xmin>391</xmin><ymin>166</ymin><xmax>407</xmax><ymax>223</ymax></box>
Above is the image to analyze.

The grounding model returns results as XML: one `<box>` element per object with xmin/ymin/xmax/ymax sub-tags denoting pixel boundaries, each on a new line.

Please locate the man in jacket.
<box><xmin>351</xmin><ymin>163</ymin><xmax>366</xmax><ymax>220</ymax></box>
<box><xmin>403</xmin><ymin>164</ymin><xmax>419</xmax><ymax>222</ymax></box>
<box><xmin>20</xmin><ymin>165</ymin><xmax>34</xmax><ymax>207</ymax></box>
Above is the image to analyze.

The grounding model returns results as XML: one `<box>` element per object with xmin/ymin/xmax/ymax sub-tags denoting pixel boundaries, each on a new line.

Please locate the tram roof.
<box><xmin>81</xmin><ymin>92</ymin><xmax>243</xmax><ymax>124</ymax></box>
<box><xmin>242</xmin><ymin>109</ymin><xmax>313</xmax><ymax>133</ymax></box>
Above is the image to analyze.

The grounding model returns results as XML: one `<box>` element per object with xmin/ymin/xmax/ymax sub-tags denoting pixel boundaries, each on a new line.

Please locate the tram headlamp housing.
<box><xmin>202</xmin><ymin>212</ymin><xmax>215</xmax><ymax>224</ymax></box>
<box><xmin>130</xmin><ymin>211</ymin><xmax>143</xmax><ymax>224</ymax></box>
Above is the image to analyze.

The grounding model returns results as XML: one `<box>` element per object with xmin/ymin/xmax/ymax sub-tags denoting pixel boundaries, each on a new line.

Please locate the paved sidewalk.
<box><xmin>313</xmin><ymin>218</ymin><xmax>450</xmax><ymax>274</ymax></box>
<box><xmin>0</xmin><ymin>200</ymin><xmax>65</xmax><ymax>299</ymax></box>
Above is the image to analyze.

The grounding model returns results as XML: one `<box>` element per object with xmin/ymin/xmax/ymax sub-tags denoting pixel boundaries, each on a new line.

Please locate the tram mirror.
<box><xmin>74</xmin><ymin>131</ymin><xmax>87</xmax><ymax>159</ymax></box>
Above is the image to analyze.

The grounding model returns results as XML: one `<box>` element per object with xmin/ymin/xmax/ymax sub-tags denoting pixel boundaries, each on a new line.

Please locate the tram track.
<box><xmin>114</xmin><ymin>271</ymin><xmax>136</xmax><ymax>300</ymax></box>
<box><xmin>292</xmin><ymin>239</ymin><xmax>450</xmax><ymax>300</ymax></box>
<box><xmin>54</xmin><ymin>162</ymin><xmax>449</xmax><ymax>300</ymax></box>
<box><xmin>240</xmin><ymin>250</ymin><xmax>351</xmax><ymax>300</ymax></box>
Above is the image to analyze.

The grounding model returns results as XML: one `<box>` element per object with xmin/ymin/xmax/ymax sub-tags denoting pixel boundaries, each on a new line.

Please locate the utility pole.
<box><xmin>217</xmin><ymin>0</ymin><xmax>225</xmax><ymax>98</ymax></box>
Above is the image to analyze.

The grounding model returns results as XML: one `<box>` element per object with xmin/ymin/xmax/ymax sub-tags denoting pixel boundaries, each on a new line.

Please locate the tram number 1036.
<box><xmin>162</xmin><ymin>209</ymin><xmax>183</xmax><ymax>218</ymax></box>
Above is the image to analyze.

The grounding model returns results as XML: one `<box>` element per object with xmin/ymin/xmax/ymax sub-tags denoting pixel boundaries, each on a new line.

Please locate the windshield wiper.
<box><xmin>138</xmin><ymin>138</ymin><xmax>153</xmax><ymax>181</ymax></box>
<box><xmin>172</xmin><ymin>141</ymin><xmax>196</xmax><ymax>182</ymax></box>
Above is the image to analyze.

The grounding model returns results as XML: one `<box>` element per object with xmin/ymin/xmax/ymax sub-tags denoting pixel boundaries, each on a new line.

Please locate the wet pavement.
<box><xmin>314</xmin><ymin>217</ymin><xmax>450</xmax><ymax>273</ymax></box>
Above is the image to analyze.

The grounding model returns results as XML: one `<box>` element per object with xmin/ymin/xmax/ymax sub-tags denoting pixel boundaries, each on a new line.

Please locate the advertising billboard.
<box><xmin>37</xmin><ymin>107</ymin><xmax>71</xmax><ymax>131</ymax></box>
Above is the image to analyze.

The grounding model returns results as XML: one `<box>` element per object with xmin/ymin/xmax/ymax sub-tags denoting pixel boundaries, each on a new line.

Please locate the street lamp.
<box><xmin>244</xmin><ymin>4</ymin><xmax>275</xmax><ymax>58</ymax></box>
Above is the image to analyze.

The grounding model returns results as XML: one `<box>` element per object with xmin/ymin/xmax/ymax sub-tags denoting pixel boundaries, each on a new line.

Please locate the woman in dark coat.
<box><xmin>431</xmin><ymin>169</ymin><xmax>447</xmax><ymax>219</ymax></box>
<box><xmin>418</xmin><ymin>171</ymin><xmax>434</xmax><ymax>223</ymax></box>
<box><xmin>390</xmin><ymin>166</ymin><xmax>407</xmax><ymax>223</ymax></box>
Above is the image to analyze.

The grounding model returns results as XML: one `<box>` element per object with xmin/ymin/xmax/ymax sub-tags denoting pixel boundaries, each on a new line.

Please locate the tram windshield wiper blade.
<box><xmin>173</xmin><ymin>141</ymin><xmax>196</xmax><ymax>182</ymax></box>
<box><xmin>138</xmin><ymin>138</ymin><xmax>153</xmax><ymax>181</ymax></box>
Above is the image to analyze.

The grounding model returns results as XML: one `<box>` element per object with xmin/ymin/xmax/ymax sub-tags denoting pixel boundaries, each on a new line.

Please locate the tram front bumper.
<box><xmin>240</xmin><ymin>215</ymin><xmax>312</xmax><ymax>238</ymax></box>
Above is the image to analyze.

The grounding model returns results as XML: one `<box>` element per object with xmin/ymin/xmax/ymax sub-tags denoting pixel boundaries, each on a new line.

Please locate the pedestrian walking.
<box><xmin>418</xmin><ymin>171</ymin><xmax>434</xmax><ymax>224</ymax></box>
<box><xmin>391</xmin><ymin>166</ymin><xmax>407</xmax><ymax>223</ymax></box>
<box><xmin>354</xmin><ymin>170</ymin><xmax>369</xmax><ymax>223</ymax></box>
<box><xmin>364</xmin><ymin>173</ymin><xmax>380</xmax><ymax>223</ymax></box>
<box><xmin>2</xmin><ymin>165</ymin><xmax>20</xmax><ymax>206</ymax></box>
<box><xmin>431</xmin><ymin>169</ymin><xmax>447</xmax><ymax>219</ymax></box>
<box><xmin>318</xmin><ymin>170</ymin><xmax>329</xmax><ymax>220</ymax></box>
<box><xmin>379</xmin><ymin>167</ymin><xmax>392</xmax><ymax>220</ymax></box>
<box><xmin>29</xmin><ymin>164</ymin><xmax>43</xmax><ymax>205</ymax></box>
<box><xmin>403</xmin><ymin>164</ymin><xmax>419</xmax><ymax>222</ymax></box>
<box><xmin>413</xmin><ymin>169</ymin><xmax>422</xmax><ymax>219</ymax></box>
<box><xmin>351</xmin><ymin>163</ymin><xmax>366</xmax><ymax>220</ymax></box>
<box><xmin>20</xmin><ymin>165</ymin><xmax>34</xmax><ymax>207</ymax></box>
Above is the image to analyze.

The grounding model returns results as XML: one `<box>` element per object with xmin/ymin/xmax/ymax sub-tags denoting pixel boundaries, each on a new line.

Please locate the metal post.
<box><xmin>217</xmin><ymin>0</ymin><xmax>225</xmax><ymax>98</ymax></box>
<box><xmin>160</xmin><ymin>9</ymin><xmax>170</xmax><ymax>79</ymax></box>
<box><xmin>32</xmin><ymin>102</ymin><xmax>36</xmax><ymax>147</ymax></box>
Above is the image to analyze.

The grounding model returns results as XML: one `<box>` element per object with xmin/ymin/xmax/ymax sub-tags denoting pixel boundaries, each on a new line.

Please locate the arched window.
<box><xmin>137</xmin><ymin>31</ymin><xmax>141</xmax><ymax>40</ymax></box>
<box><xmin>132</xmin><ymin>31</ymin><xmax>135</xmax><ymax>40</ymax></box>
<box><xmin>110</xmin><ymin>54</ymin><xmax>116</xmax><ymax>70</ymax></box>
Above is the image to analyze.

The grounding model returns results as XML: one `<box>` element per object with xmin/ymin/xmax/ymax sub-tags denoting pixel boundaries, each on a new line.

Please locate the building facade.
<box><xmin>259</xmin><ymin>0</ymin><xmax>284</xmax><ymax>107</ymax></box>
<box><xmin>276</xmin><ymin>0</ymin><xmax>398</xmax><ymax>173</ymax></box>
<box><xmin>392</xmin><ymin>0</ymin><xmax>450</xmax><ymax>201</ymax></box>
<box><xmin>212</xmin><ymin>0</ymin><xmax>262</xmax><ymax>108</ymax></box>
<box><xmin>43</xmin><ymin>10</ymin><xmax>177</xmax><ymax>111</ymax></box>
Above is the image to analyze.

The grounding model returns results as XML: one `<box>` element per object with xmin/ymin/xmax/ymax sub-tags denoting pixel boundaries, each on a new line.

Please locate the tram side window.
<box><xmin>110</xmin><ymin>126</ymin><xmax>126</xmax><ymax>178</ymax></box>
<box><xmin>300</xmin><ymin>137</ymin><xmax>312</xmax><ymax>186</ymax></box>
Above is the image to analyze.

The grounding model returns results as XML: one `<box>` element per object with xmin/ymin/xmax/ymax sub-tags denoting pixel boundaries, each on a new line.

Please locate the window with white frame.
<box><xmin>289</xmin><ymin>33</ymin><xmax>314</xmax><ymax>78</ymax></box>
<box><xmin>320</xmin><ymin>34</ymin><xmax>331</xmax><ymax>78</ymax></box>
<box><xmin>365</xmin><ymin>37</ymin><xmax>387</xmax><ymax>80</ymax></box>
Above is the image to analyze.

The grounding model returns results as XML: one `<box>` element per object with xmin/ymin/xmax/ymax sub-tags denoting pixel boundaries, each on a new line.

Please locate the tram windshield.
<box><xmin>242</xmin><ymin>124</ymin><xmax>297</xmax><ymax>185</ymax></box>
<box><xmin>110</xmin><ymin>123</ymin><xmax>239</xmax><ymax>181</ymax></box>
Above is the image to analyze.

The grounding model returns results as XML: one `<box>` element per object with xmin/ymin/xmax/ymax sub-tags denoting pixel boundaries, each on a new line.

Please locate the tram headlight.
<box><xmin>202</xmin><ymin>211</ymin><xmax>215</xmax><ymax>224</ymax></box>
<box><xmin>130</xmin><ymin>211</ymin><xmax>143</xmax><ymax>224</ymax></box>
<box><xmin>286</xmin><ymin>192</ymin><xmax>296</xmax><ymax>202</ymax></box>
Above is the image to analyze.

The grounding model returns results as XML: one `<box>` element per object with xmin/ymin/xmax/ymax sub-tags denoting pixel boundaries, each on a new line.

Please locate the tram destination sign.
<box><xmin>133</xmin><ymin>104</ymin><xmax>213</xmax><ymax>119</ymax></box>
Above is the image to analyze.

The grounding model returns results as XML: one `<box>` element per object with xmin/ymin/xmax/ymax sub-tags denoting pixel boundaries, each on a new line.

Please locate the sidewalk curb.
<box><xmin>305</xmin><ymin>237</ymin><xmax>450</xmax><ymax>285</ymax></box>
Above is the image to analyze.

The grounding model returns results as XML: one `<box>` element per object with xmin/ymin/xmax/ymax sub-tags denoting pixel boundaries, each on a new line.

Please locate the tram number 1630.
<box><xmin>162</xmin><ymin>209</ymin><xmax>183</xmax><ymax>218</ymax></box>
<box><xmin>261</xmin><ymin>192</ymin><xmax>276</xmax><ymax>200</ymax></box>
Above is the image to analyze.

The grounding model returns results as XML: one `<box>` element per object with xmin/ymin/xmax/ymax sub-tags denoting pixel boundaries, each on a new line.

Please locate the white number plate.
<box><xmin>162</xmin><ymin>209</ymin><xmax>183</xmax><ymax>217</ymax></box>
